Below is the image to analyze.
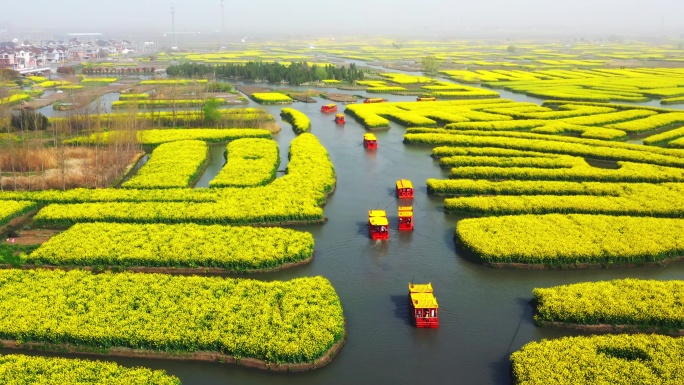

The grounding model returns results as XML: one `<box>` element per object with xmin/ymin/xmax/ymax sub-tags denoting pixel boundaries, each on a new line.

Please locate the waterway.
<box><xmin>161</xmin><ymin>94</ymin><xmax>684</xmax><ymax>385</ymax></box>
<box><xmin>10</xmin><ymin>69</ymin><xmax>684</xmax><ymax>385</ymax></box>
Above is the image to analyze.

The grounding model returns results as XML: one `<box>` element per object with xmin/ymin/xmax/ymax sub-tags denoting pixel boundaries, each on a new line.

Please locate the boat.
<box><xmin>417</xmin><ymin>96</ymin><xmax>437</xmax><ymax>102</ymax></box>
<box><xmin>398</xmin><ymin>206</ymin><xmax>413</xmax><ymax>231</ymax></box>
<box><xmin>408</xmin><ymin>283</ymin><xmax>439</xmax><ymax>328</ymax></box>
<box><xmin>363</xmin><ymin>133</ymin><xmax>378</xmax><ymax>149</ymax></box>
<box><xmin>335</xmin><ymin>113</ymin><xmax>345</xmax><ymax>124</ymax></box>
<box><xmin>364</xmin><ymin>98</ymin><xmax>386</xmax><ymax>103</ymax></box>
<box><xmin>368</xmin><ymin>210</ymin><xmax>389</xmax><ymax>240</ymax></box>
<box><xmin>321</xmin><ymin>103</ymin><xmax>338</xmax><ymax>113</ymax></box>
<box><xmin>396</xmin><ymin>179</ymin><xmax>414</xmax><ymax>199</ymax></box>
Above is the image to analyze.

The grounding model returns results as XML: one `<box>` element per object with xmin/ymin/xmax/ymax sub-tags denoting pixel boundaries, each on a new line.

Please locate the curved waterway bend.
<box><xmin>10</xmin><ymin>73</ymin><xmax>684</xmax><ymax>384</ymax></box>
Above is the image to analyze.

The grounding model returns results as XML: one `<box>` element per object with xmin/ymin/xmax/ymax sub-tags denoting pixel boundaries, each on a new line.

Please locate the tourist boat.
<box><xmin>396</xmin><ymin>179</ymin><xmax>414</xmax><ymax>199</ymax></box>
<box><xmin>408</xmin><ymin>283</ymin><xmax>439</xmax><ymax>328</ymax></box>
<box><xmin>416</xmin><ymin>96</ymin><xmax>437</xmax><ymax>102</ymax></box>
<box><xmin>368</xmin><ymin>210</ymin><xmax>389</xmax><ymax>240</ymax></box>
<box><xmin>398</xmin><ymin>206</ymin><xmax>413</xmax><ymax>231</ymax></box>
<box><xmin>335</xmin><ymin>113</ymin><xmax>345</xmax><ymax>124</ymax></box>
<box><xmin>364</xmin><ymin>98</ymin><xmax>386</xmax><ymax>104</ymax></box>
<box><xmin>321</xmin><ymin>103</ymin><xmax>338</xmax><ymax>113</ymax></box>
<box><xmin>363</xmin><ymin>133</ymin><xmax>378</xmax><ymax>149</ymax></box>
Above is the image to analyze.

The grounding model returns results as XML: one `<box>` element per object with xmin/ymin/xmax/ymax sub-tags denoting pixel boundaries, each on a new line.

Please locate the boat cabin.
<box><xmin>321</xmin><ymin>103</ymin><xmax>338</xmax><ymax>113</ymax></box>
<box><xmin>335</xmin><ymin>113</ymin><xmax>345</xmax><ymax>124</ymax></box>
<box><xmin>363</xmin><ymin>133</ymin><xmax>378</xmax><ymax>149</ymax></box>
<box><xmin>368</xmin><ymin>210</ymin><xmax>389</xmax><ymax>240</ymax></box>
<box><xmin>364</xmin><ymin>98</ymin><xmax>386</xmax><ymax>103</ymax></box>
<box><xmin>398</xmin><ymin>206</ymin><xmax>413</xmax><ymax>231</ymax></box>
<box><xmin>396</xmin><ymin>179</ymin><xmax>414</xmax><ymax>199</ymax></box>
<box><xmin>417</xmin><ymin>96</ymin><xmax>437</xmax><ymax>102</ymax></box>
<box><xmin>408</xmin><ymin>283</ymin><xmax>439</xmax><ymax>328</ymax></box>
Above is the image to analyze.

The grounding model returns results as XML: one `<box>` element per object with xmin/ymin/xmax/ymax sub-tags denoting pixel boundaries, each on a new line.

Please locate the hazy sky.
<box><xmin>2</xmin><ymin>0</ymin><xmax>683</xmax><ymax>37</ymax></box>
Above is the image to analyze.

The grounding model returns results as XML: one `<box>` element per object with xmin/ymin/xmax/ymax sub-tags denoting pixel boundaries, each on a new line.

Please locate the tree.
<box><xmin>507</xmin><ymin>45</ymin><xmax>517</xmax><ymax>53</ymax></box>
<box><xmin>203</xmin><ymin>98</ymin><xmax>222</xmax><ymax>127</ymax></box>
<box><xmin>421</xmin><ymin>56</ymin><xmax>439</xmax><ymax>74</ymax></box>
<box><xmin>314</xmin><ymin>66</ymin><xmax>328</xmax><ymax>81</ymax></box>
<box><xmin>11</xmin><ymin>110</ymin><xmax>49</xmax><ymax>131</ymax></box>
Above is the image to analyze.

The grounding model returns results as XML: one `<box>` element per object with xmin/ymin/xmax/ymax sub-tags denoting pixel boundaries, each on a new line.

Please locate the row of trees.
<box><xmin>166</xmin><ymin>62</ymin><xmax>365</xmax><ymax>86</ymax></box>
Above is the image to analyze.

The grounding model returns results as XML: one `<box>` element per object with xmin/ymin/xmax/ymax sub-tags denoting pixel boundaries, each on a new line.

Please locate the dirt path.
<box><xmin>8</xmin><ymin>228</ymin><xmax>61</xmax><ymax>245</ymax></box>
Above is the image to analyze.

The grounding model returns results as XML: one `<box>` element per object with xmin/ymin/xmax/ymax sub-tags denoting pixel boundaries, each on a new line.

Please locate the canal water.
<box><xmin>12</xmin><ymin>74</ymin><xmax>684</xmax><ymax>384</ymax></box>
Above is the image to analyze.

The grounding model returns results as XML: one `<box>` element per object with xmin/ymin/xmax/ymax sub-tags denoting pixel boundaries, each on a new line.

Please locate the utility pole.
<box><xmin>171</xmin><ymin>2</ymin><xmax>176</xmax><ymax>48</ymax></box>
<box><xmin>220</xmin><ymin>0</ymin><xmax>226</xmax><ymax>48</ymax></box>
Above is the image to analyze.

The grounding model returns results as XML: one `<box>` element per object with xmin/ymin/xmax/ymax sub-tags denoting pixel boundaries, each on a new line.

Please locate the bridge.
<box><xmin>18</xmin><ymin>67</ymin><xmax>51</xmax><ymax>75</ymax></box>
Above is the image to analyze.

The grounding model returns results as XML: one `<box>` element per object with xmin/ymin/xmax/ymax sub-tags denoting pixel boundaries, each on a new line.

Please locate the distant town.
<box><xmin>0</xmin><ymin>33</ymin><xmax>156</xmax><ymax>71</ymax></box>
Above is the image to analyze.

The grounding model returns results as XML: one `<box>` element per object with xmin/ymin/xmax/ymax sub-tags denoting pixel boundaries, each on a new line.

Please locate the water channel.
<box><xmin>9</xmin><ymin>67</ymin><xmax>684</xmax><ymax>384</ymax></box>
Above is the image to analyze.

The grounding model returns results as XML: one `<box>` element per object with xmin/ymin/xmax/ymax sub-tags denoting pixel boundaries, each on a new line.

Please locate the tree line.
<box><xmin>166</xmin><ymin>61</ymin><xmax>365</xmax><ymax>86</ymax></box>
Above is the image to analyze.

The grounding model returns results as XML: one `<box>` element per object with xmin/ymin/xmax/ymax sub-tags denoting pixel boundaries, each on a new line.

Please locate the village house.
<box><xmin>0</xmin><ymin>37</ymin><xmax>141</xmax><ymax>69</ymax></box>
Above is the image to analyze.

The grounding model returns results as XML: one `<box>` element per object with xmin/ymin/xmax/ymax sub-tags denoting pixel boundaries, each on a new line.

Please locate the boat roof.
<box><xmin>324</xmin><ymin>103</ymin><xmax>336</xmax><ymax>107</ymax></box>
<box><xmin>409</xmin><ymin>283</ymin><xmax>433</xmax><ymax>293</ymax></box>
<box><xmin>396</xmin><ymin>179</ymin><xmax>413</xmax><ymax>189</ymax></box>
<box><xmin>398</xmin><ymin>210</ymin><xmax>413</xmax><ymax>218</ymax></box>
<box><xmin>410</xmin><ymin>292</ymin><xmax>438</xmax><ymax>309</ymax></box>
<box><xmin>364</xmin><ymin>133</ymin><xmax>377</xmax><ymax>140</ymax></box>
<box><xmin>369</xmin><ymin>217</ymin><xmax>389</xmax><ymax>226</ymax></box>
<box><xmin>399</xmin><ymin>206</ymin><xmax>413</xmax><ymax>217</ymax></box>
<box><xmin>369</xmin><ymin>210</ymin><xmax>387</xmax><ymax>217</ymax></box>
<box><xmin>336</xmin><ymin>113</ymin><xmax>344</xmax><ymax>117</ymax></box>
<box><xmin>367</xmin><ymin>98</ymin><xmax>384</xmax><ymax>101</ymax></box>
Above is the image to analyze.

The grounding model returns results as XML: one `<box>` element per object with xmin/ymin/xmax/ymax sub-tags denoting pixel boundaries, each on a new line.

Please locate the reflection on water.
<box><xmin>17</xmin><ymin>63</ymin><xmax>684</xmax><ymax>385</ymax></box>
<box><xmin>193</xmin><ymin>144</ymin><xmax>227</xmax><ymax>188</ymax></box>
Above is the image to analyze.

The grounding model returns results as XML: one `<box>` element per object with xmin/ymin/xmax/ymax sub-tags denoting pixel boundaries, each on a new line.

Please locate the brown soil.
<box><xmin>0</xmin><ymin>328</ymin><xmax>346</xmax><ymax>372</ymax></box>
<box><xmin>486</xmin><ymin>257</ymin><xmax>684</xmax><ymax>270</ymax></box>
<box><xmin>3</xmin><ymin>254</ymin><xmax>313</xmax><ymax>275</ymax></box>
<box><xmin>6</xmin><ymin>228</ymin><xmax>61</xmax><ymax>245</ymax></box>
<box><xmin>289</xmin><ymin>94</ymin><xmax>316</xmax><ymax>103</ymax></box>
<box><xmin>20</xmin><ymin>92</ymin><xmax>71</xmax><ymax>110</ymax></box>
<box><xmin>538</xmin><ymin>321</ymin><xmax>684</xmax><ymax>336</ymax></box>
<box><xmin>324</xmin><ymin>93</ymin><xmax>359</xmax><ymax>103</ymax></box>
<box><xmin>0</xmin><ymin>210</ymin><xmax>40</xmax><ymax>236</ymax></box>
<box><xmin>261</xmin><ymin>121</ymin><xmax>282</xmax><ymax>133</ymax></box>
